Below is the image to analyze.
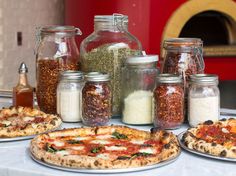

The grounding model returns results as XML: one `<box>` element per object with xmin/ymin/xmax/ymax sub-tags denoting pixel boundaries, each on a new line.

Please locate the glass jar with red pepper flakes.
<box><xmin>154</xmin><ymin>74</ymin><xmax>184</xmax><ymax>129</ymax></box>
<box><xmin>35</xmin><ymin>26</ymin><xmax>82</xmax><ymax>114</ymax></box>
<box><xmin>82</xmin><ymin>72</ymin><xmax>112</xmax><ymax>126</ymax></box>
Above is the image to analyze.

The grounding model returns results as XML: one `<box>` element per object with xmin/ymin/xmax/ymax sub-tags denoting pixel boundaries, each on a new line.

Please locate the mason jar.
<box><xmin>188</xmin><ymin>74</ymin><xmax>220</xmax><ymax>127</ymax></box>
<box><xmin>57</xmin><ymin>71</ymin><xmax>84</xmax><ymax>122</ymax></box>
<box><xmin>82</xmin><ymin>73</ymin><xmax>112</xmax><ymax>126</ymax></box>
<box><xmin>121</xmin><ymin>55</ymin><xmax>158</xmax><ymax>125</ymax></box>
<box><xmin>35</xmin><ymin>26</ymin><xmax>82</xmax><ymax>114</ymax></box>
<box><xmin>80</xmin><ymin>14</ymin><xmax>142</xmax><ymax>116</ymax></box>
<box><xmin>154</xmin><ymin>74</ymin><xmax>184</xmax><ymax>129</ymax></box>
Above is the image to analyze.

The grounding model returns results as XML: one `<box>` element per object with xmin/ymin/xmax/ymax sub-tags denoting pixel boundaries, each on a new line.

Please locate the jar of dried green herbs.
<box><xmin>80</xmin><ymin>14</ymin><xmax>142</xmax><ymax>116</ymax></box>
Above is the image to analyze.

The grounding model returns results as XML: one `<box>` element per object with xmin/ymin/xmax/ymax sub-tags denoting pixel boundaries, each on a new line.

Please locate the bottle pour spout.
<box><xmin>19</xmin><ymin>62</ymin><xmax>28</xmax><ymax>73</ymax></box>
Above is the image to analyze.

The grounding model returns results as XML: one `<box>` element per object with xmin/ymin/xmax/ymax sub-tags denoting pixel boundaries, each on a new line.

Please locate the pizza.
<box><xmin>182</xmin><ymin>118</ymin><xmax>236</xmax><ymax>158</ymax></box>
<box><xmin>0</xmin><ymin>106</ymin><xmax>62</xmax><ymax>138</ymax></box>
<box><xmin>30</xmin><ymin>126</ymin><xmax>180</xmax><ymax>169</ymax></box>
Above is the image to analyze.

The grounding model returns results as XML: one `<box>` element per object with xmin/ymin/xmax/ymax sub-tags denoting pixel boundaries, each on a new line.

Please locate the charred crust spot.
<box><xmin>229</xmin><ymin>118</ymin><xmax>235</xmax><ymax>120</ymax></box>
<box><xmin>94</xmin><ymin>127</ymin><xmax>98</xmax><ymax>134</ymax></box>
<box><xmin>203</xmin><ymin>120</ymin><xmax>214</xmax><ymax>125</ymax></box>
<box><xmin>164</xmin><ymin>143</ymin><xmax>171</xmax><ymax>149</ymax></box>
<box><xmin>150</xmin><ymin>127</ymin><xmax>160</xmax><ymax>133</ymax></box>
<box><xmin>163</xmin><ymin>131</ymin><xmax>170</xmax><ymax>138</ymax></box>
<box><xmin>232</xmin><ymin>149</ymin><xmax>236</xmax><ymax>153</ymax></box>
<box><xmin>220</xmin><ymin>118</ymin><xmax>226</xmax><ymax>121</ymax></box>
<box><xmin>94</xmin><ymin>160</ymin><xmax>99</xmax><ymax>166</ymax></box>
<box><xmin>40</xmin><ymin>157</ymin><xmax>45</xmax><ymax>162</ymax></box>
<box><xmin>220</xmin><ymin>150</ymin><xmax>227</xmax><ymax>157</ymax></box>
<box><xmin>141</xmin><ymin>144</ymin><xmax>152</xmax><ymax>147</ymax></box>
<box><xmin>50</xmin><ymin>120</ymin><xmax>56</xmax><ymax>125</ymax></box>
<box><xmin>211</xmin><ymin>142</ymin><xmax>217</xmax><ymax>146</ymax></box>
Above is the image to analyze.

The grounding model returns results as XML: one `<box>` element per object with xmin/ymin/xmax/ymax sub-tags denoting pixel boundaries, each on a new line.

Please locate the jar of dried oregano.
<box><xmin>35</xmin><ymin>26</ymin><xmax>82</xmax><ymax>114</ymax></box>
<box><xmin>80</xmin><ymin>14</ymin><xmax>142</xmax><ymax>116</ymax></box>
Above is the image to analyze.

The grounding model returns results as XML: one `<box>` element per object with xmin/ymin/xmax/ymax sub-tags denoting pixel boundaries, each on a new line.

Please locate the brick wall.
<box><xmin>0</xmin><ymin>0</ymin><xmax>64</xmax><ymax>90</ymax></box>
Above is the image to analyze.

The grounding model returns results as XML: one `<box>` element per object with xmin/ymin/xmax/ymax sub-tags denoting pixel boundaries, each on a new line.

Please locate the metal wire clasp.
<box><xmin>112</xmin><ymin>13</ymin><xmax>126</xmax><ymax>31</ymax></box>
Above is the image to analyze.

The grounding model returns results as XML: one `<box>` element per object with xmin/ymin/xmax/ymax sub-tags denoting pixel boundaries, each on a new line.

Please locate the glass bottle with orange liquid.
<box><xmin>13</xmin><ymin>62</ymin><xmax>34</xmax><ymax>108</ymax></box>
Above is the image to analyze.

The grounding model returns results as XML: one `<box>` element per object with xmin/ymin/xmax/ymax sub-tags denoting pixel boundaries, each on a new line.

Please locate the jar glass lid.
<box><xmin>156</xmin><ymin>74</ymin><xmax>182</xmax><ymax>83</ymax></box>
<box><xmin>85</xmin><ymin>72</ymin><xmax>110</xmax><ymax>82</ymax></box>
<box><xmin>190</xmin><ymin>74</ymin><xmax>218</xmax><ymax>83</ymax></box>
<box><xmin>126</xmin><ymin>55</ymin><xmax>158</xmax><ymax>64</ymax></box>
<box><xmin>163</xmin><ymin>38</ymin><xmax>203</xmax><ymax>50</ymax></box>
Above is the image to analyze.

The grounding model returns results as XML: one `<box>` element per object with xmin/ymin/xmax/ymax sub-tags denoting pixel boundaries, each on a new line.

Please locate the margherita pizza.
<box><xmin>0</xmin><ymin>106</ymin><xmax>61</xmax><ymax>138</ymax></box>
<box><xmin>30</xmin><ymin>126</ymin><xmax>180</xmax><ymax>169</ymax></box>
<box><xmin>182</xmin><ymin>118</ymin><xmax>236</xmax><ymax>158</ymax></box>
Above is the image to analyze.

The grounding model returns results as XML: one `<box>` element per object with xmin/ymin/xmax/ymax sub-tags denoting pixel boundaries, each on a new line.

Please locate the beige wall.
<box><xmin>0</xmin><ymin>0</ymin><xmax>64</xmax><ymax>90</ymax></box>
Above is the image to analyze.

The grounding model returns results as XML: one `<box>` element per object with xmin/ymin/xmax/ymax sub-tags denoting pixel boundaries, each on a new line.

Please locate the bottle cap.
<box><xmin>19</xmin><ymin>62</ymin><xmax>28</xmax><ymax>73</ymax></box>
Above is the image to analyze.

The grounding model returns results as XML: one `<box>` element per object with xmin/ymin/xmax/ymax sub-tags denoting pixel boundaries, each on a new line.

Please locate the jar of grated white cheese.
<box><xmin>57</xmin><ymin>71</ymin><xmax>84</xmax><ymax>122</ymax></box>
<box><xmin>121</xmin><ymin>55</ymin><xmax>158</xmax><ymax>125</ymax></box>
<box><xmin>188</xmin><ymin>74</ymin><xmax>220</xmax><ymax>127</ymax></box>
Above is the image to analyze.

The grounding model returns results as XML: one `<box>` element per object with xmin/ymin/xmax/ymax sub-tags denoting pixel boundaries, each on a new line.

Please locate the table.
<box><xmin>0</xmin><ymin>99</ymin><xmax>236</xmax><ymax>176</ymax></box>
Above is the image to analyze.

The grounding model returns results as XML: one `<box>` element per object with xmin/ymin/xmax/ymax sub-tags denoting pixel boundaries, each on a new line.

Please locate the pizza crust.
<box><xmin>30</xmin><ymin>126</ymin><xmax>180</xmax><ymax>169</ymax></box>
<box><xmin>182</xmin><ymin>119</ymin><xmax>236</xmax><ymax>158</ymax></box>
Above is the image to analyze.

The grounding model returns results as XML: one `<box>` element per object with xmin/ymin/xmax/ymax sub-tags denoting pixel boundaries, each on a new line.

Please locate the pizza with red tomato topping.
<box><xmin>0</xmin><ymin>106</ymin><xmax>61</xmax><ymax>138</ymax></box>
<box><xmin>30</xmin><ymin>126</ymin><xmax>180</xmax><ymax>169</ymax></box>
<box><xmin>182</xmin><ymin>118</ymin><xmax>236</xmax><ymax>158</ymax></box>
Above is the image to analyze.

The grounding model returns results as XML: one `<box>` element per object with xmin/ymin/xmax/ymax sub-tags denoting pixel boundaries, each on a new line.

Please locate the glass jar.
<box><xmin>82</xmin><ymin>73</ymin><xmax>112</xmax><ymax>126</ymax></box>
<box><xmin>57</xmin><ymin>71</ymin><xmax>84</xmax><ymax>122</ymax></box>
<box><xmin>121</xmin><ymin>55</ymin><xmax>158</xmax><ymax>125</ymax></box>
<box><xmin>188</xmin><ymin>74</ymin><xmax>220</xmax><ymax>127</ymax></box>
<box><xmin>35</xmin><ymin>26</ymin><xmax>82</xmax><ymax>114</ymax></box>
<box><xmin>161</xmin><ymin>38</ymin><xmax>204</xmax><ymax>82</ymax></box>
<box><xmin>154</xmin><ymin>74</ymin><xmax>184</xmax><ymax>129</ymax></box>
<box><xmin>80</xmin><ymin>14</ymin><xmax>142</xmax><ymax>116</ymax></box>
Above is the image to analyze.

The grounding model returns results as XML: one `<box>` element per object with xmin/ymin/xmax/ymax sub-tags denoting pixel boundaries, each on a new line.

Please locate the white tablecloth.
<box><xmin>0</xmin><ymin>118</ymin><xmax>236</xmax><ymax>176</ymax></box>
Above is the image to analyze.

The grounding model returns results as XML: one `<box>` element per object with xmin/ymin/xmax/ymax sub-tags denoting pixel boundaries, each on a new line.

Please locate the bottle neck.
<box><xmin>18</xmin><ymin>73</ymin><xmax>29</xmax><ymax>86</ymax></box>
<box><xmin>94</xmin><ymin>21</ymin><xmax>128</xmax><ymax>32</ymax></box>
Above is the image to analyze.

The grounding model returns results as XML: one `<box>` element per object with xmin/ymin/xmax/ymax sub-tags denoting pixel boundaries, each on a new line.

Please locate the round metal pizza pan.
<box><xmin>29</xmin><ymin>149</ymin><xmax>180</xmax><ymax>174</ymax></box>
<box><xmin>178</xmin><ymin>131</ymin><xmax>236</xmax><ymax>162</ymax></box>
<box><xmin>0</xmin><ymin>126</ymin><xmax>62</xmax><ymax>142</ymax></box>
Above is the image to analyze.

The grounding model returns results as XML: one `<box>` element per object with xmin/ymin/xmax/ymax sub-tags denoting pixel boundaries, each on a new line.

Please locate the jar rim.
<box><xmin>156</xmin><ymin>74</ymin><xmax>182</xmax><ymax>83</ymax></box>
<box><xmin>190</xmin><ymin>74</ymin><xmax>218</xmax><ymax>84</ymax></box>
<box><xmin>163</xmin><ymin>38</ymin><xmax>203</xmax><ymax>50</ymax></box>
<box><xmin>126</xmin><ymin>55</ymin><xmax>158</xmax><ymax>64</ymax></box>
<box><xmin>37</xmin><ymin>25</ymin><xmax>82</xmax><ymax>36</ymax></box>
<box><xmin>60</xmin><ymin>71</ymin><xmax>84</xmax><ymax>80</ymax></box>
<box><xmin>94</xmin><ymin>15</ymin><xmax>128</xmax><ymax>23</ymax></box>
<box><xmin>85</xmin><ymin>72</ymin><xmax>110</xmax><ymax>82</ymax></box>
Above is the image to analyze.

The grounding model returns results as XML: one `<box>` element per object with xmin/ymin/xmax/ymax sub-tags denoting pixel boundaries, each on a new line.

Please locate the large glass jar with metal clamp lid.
<box><xmin>121</xmin><ymin>55</ymin><xmax>158</xmax><ymax>125</ymax></box>
<box><xmin>188</xmin><ymin>74</ymin><xmax>220</xmax><ymax>127</ymax></box>
<box><xmin>57</xmin><ymin>71</ymin><xmax>84</xmax><ymax>122</ymax></box>
<box><xmin>35</xmin><ymin>26</ymin><xmax>82</xmax><ymax>114</ymax></box>
<box><xmin>80</xmin><ymin>14</ymin><xmax>142</xmax><ymax>116</ymax></box>
<box><xmin>82</xmin><ymin>72</ymin><xmax>112</xmax><ymax>126</ymax></box>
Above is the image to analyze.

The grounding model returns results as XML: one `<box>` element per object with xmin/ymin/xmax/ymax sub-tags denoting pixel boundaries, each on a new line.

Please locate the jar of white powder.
<box><xmin>57</xmin><ymin>71</ymin><xmax>84</xmax><ymax>122</ymax></box>
<box><xmin>121</xmin><ymin>55</ymin><xmax>158</xmax><ymax>125</ymax></box>
<box><xmin>188</xmin><ymin>74</ymin><xmax>220</xmax><ymax>127</ymax></box>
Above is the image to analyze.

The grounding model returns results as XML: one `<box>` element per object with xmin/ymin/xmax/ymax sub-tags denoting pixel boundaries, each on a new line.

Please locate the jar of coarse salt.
<box><xmin>188</xmin><ymin>74</ymin><xmax>220</xmax><ymax>127</ymax></box>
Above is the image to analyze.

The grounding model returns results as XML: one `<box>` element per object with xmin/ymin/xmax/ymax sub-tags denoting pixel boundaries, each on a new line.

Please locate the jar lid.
<box><xmin>163</xmin><ymin>38</ymin><xmax>203</xmax><ymax>50</ymax></box>
<box><xmin>126</xmin><ymin>55</ymin><xmax>158</xmax><ymax>64</ymax></box>
<box><xmin>190</xmin><ymin>74</ymin><xmax>218</xmax><ymax>84</ymax></box>
<box><xmin>86</xmin><ymin>72</ymin><xmax>110</xmax><ymax>82</ymax></box>
<box><xmin>60</xmin><ymin>71</ymin><xmax>84</xmax><ymax>80</ymax></box>
<box><xmin>156</xmin><ymin>74</ymin><xmax>182</xmax><ymax>83</ymax></box>
<box><xmin>38</xmin><ymin>25</ymin><xmax>82</xmax><ymax>36</ymax></box>
<box><xmin>94</xmin><ymin>14</ymin><xmax>128</xmax><ymax>23</ymax></box>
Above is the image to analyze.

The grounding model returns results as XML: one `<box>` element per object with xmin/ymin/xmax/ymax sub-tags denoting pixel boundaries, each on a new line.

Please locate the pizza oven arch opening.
<box><xmin>179</xmin><ymin>10</ymin><xmax>236</xmax><ymax>46</ymax></box>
